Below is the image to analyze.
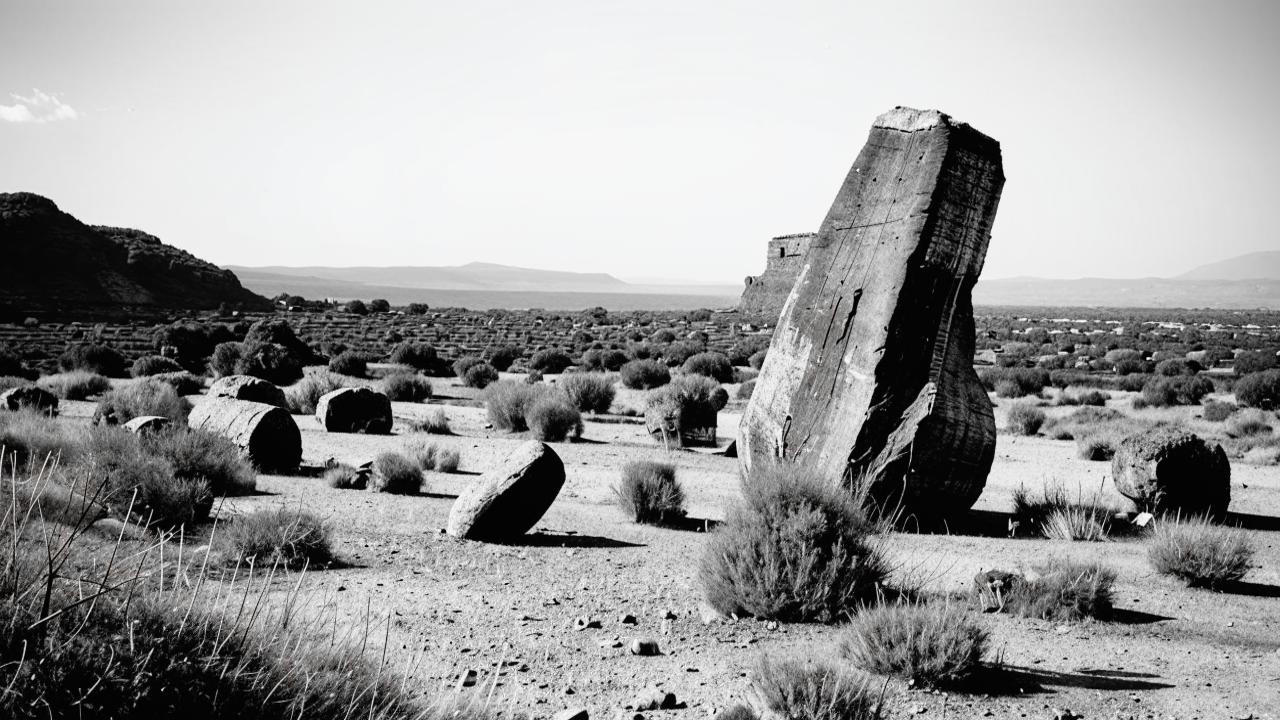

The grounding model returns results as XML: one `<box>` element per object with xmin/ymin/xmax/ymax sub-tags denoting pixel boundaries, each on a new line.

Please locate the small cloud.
<box><xmin>0</xmin><ymin>89</ymin><xmax>79</xmax><ymax>123</ymax></box>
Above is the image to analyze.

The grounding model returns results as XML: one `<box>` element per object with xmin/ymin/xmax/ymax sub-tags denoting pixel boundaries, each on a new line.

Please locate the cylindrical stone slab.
<box><xmin>446</xmin><ymin>440</ymin><xmax>565</xmax><ymax>541</ymax></box>
<box><xmin>188</xmin><ymin>397</ymin><xmax>301</xmax><ymax>473</ymax></box>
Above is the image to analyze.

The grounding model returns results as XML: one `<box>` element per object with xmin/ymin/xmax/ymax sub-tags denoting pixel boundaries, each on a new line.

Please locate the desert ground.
<box><xmin>50</xmin><ymin>371</ymin><xmax>1280</xmax><ymax>720</ymax></box>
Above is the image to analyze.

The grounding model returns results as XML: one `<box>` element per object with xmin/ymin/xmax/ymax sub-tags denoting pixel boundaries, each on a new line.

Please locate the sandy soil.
<box><xmin>63</xmin><ymin>377</ymin><xmax>1280</xmax><ymax>719</ymax></box>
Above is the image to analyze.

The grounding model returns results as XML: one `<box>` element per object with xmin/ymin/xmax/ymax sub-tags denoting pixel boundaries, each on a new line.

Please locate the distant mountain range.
<box><xmin>1177</xmin><ymin>251</ymin><xmax>1280</xmax><ymax>281</ymax></box>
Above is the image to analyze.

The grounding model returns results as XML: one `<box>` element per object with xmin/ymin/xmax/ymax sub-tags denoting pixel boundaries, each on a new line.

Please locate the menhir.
<box><xmin>739</xmin><ymin>107</ymin><xmax>1004</xmax><ymax>520</ymax></box>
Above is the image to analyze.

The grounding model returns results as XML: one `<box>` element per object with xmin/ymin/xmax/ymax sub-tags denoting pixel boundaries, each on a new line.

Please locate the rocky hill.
<box><xmin>0</xmin><ymin>192</ymin><xmax>269</xmax><ymax>317</ymax></box>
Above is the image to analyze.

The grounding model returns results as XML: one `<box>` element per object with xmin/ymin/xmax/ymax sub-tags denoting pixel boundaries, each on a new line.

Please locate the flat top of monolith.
<box><xmin>874</xmin><ymin>106</ymin><xmax>1000</xmax><ymax>150</ymax></box>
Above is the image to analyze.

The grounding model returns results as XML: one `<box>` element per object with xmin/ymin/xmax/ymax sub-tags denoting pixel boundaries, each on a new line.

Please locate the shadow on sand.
<box><xmin>970</xmin><ymin>664</ymin><xmax>1175</xmax><ymax>695</ymax></box>
<box><xmin>494</xmin><ymin>531</ymin><xmax>643</xmax><ymax>549</ymax></box>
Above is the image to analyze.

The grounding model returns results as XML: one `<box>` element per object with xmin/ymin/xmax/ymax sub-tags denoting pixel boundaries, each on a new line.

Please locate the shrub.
<box><xmin>144</xmin><ymin>428</ymin><xmax>257</xmax><ymax>496</ymax></box>
<box><xmin>1076</xmin><ymin>435</ymin><xmax>1115</xmax><ymax>461</ymax></box>
<box><xmin>621</xmin><ymin>359</ymin><xmax>670</xmax><ymax>389</ymax></box>
<box><xmin>839</xmin><ymin>602</ymin><xmax>987</xmax><ymax>687</ymax></box>
<box><xmin>736</xmin><ymin>379</ymin><xmax>756</xmax><ymax>400</ymax></box>
<box><xmin>0</xmin><ymin>346</ymin><xmax>35</xmax><ymax>379</ymax></box>
<box><xmin>324</xmin><ymin>462</ymin><xmax>366</xmax><ymax>489</ymax></box>
<box><xmin>452</xmin><ymin>355</ymin><xmax>485</xmax><ymax>378</ymax></box>
<box><xmin>750</xmin><ymin>657</ymin><xmax>881</xmax><ymax>720</ymax></box>
<box><xmin>222</xmin><ymin>508</ymin><xmax>333</xmax><ymax>570</ymax></box>
<box><xmin>130</xmin><ymin>355</ymin><xmax>184</xmax><ymax>377</ymax></box>
<box><xmin>368</xmin><ymin>452</ymin><xmax>421</xmax><ymax>494</ymax></box>
<box><xmin>243</xmin><ymin>319</ymin><xmax>318</xmax><ymax>363</ymax></box>
<box><xmin>1233</xmin><ymin>349</ymin><xmax>1277</xmax><ymax>376</ymax></box>
<box><xmin>37</xmin><ymin>371</ymin><xmax>112</xmax><ymax>400</ymax></box>
<box><xmin>344</xmin><ymin>299</ymin><xmax>368</xmax><ymax>315</ymax></box>
<box><xmin>560</xmin><ymin>372</ymin><xmax>616</xmax><ymax>413</ymax></box>
<box><xmin>682</xmin><ymin>352</ymin><xmax>734</xmax><ymax>383</ymax></box>
<box><xmin>382</xmin><ymin>371</ymin><xmax>433</xmax><ymax>402</ymax></box>
<box><xmin>580</xmin><ymin>349</ymin><xmax>628</xmax><ymax>372</ymax></box>
<box><xmin>1042</xmin><ymin>505</ymin><xmax>1113</xmax><ymax>542</ymax></box>
<box><xmin>529</xmin><ymin>348</ymin><xmax>573</xmax><ymax>374</ymax></box>
<box><xmin>1235</xmin><ymin>370</ymin><xmax>1280</xmax><ymax>409</ymax></box>
<box><xmin>527</xmin><ymin>394</ymin><xmax>583</xmax><ymax>442</ymax></box>
<box><xmin>151</xmin><ymin>371</ymin><xmax>205</xmax><ymax>395</ymax></box>
<box><xmin>0</xmin><ymin>409</ymin><xmax>78</xmax><ymax>468</ymax></box>
<box><xmin>650</xmin><ymin>329</ymin><xmax>677</xmax><ymax>344</ymax></box>
<box><xmin>1058</xmin><ymin>389</ymin><xmax>1109</xmax><ymax>407</ymax></box>
<box><xmin>661</xmin><ymin>340</ymin><xmax>703</xmax><ymax>367</ymax></box>
<box><xmin>0</xmin><ymin>376</ymin><xmax>31</xmax><ymax>392</ymax></box>
<box><xmin>485</xmin><ymin>345</ymin><xmax>522</xmax><ymax>371</ymax></box>
<box><xmin>1004</xmin><ymin>402</ymin><xmax>1045</xmax><ymax>435</ymax></box>
<box><xmin>209</xmin><ymin>341</ymin><xmax>243</xmax><ymax>377</ymax></box>
<box><xmin>727</xmin><ymin>336</ymin><xmax>770</xmax><ymax>366</ymax></box>
<box><xmin>1202</xmin><ymin>400</ymin><xmax>1237</xmax><ymax>422</ymax></box>
<box><xmin>390</xmin><ymin>342</ymin><xmax>440</xmax><ymax>371</ymax></box>
<box><xmin>328</xmin><ymin>350</ymin><xmax>367</xmax><ymax>377</ymax></box>
<box><xmin>1225</xmin><ymin>409</ymin><xmax>1272</xmax><ymax>438</ymax></box>
<box><xmin>699</xmin><ymin>470</ymin><xmax>888</xmax><ymax>622</ymax></box>
<box><xmin>434</xmin><ymin>446</ymin><xmax>461</xmax><ymax>473</ymax></box>
<box><xmin>411</xmin><ymin>407</ymin><xmax>452</xmax><ymax>435</ymax></box>
<box><xmin>81</xmin><ymin>428</ymin><xmax>211</xmax><ymax>530</ymax></box>
<box><xmin>236</xmin><ymin>341</ymin><xmax>304</xmax><ymax>385</ymax></box>
<box><xmin>1155</xmin><ymin>358</ymin><xmax>1201</xmax><ymax>376</ymax></box>
<box><xmin>462</xmin><ymin>362</ymin><xmax>500</xmax><ymax>389</ymax></box>
<box><xmin>1002</xmin><ymin>558</ymin><xmax>1115</xmax><ymax>621</ymax></box>
<box><xmin>1141</xmin><ymin>375</ymin><xmax>1213</xmax><ymax>407</ymax></box>
<box><xmin>748</xmin><ymin>350</ymin><xmax>768</xmax><ymax>370</ymax></box>
<box><xmin>285</xmin><ymin>371</ymin><xmax>346</xmax><ymax>414</ymax></box>
<box><xmin>94</xmin><ymin>378</ymin><xmax>191</xmax><ymax>425</ymax></box>
<box><xmin>616</xmin><ymin>461</ymin><xmax>684</xmax><ymax>525</ymax></box>
<box><xmin>58</xmin><ymin>343</ymin><xmax>127</xmax><ymax>377</ymax></box>
<box><xmin>152</xmin><ymin>320</ymin><xmax>231</xmax><ymax>370</ymax></box>
<box><xmin>483</xmin><ymin>381</ymin><xmax>548</xmax><ymax>432</ymax></box>
<box><xmin>1148</xmin><ymin>517</ymin><xmax>1253</xmax><ymax>589</ymax></box>
<box><xmin>408</xmin><ymin>441</ymin><xmax>461</xmax><ymax>473</ymax></box>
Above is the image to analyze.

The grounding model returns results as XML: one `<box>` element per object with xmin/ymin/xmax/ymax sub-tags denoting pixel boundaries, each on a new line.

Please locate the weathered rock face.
<box><xmin>1112</xmin><ymin>429</ymin><xmax>1230</xmax><ymax>519</ymax></box>
<box><xmin>1</xmin><ymin>385</ymin><xmax>58</xmax><ymax>414</ymax></box>
<box><xmin>315</xmin><ymin>387</ymin><xmax>393</xmax><ymax>434</ymax></box>
<box><xmin>188</xmin><ymin>398</ymin><xmax>302</xmax><ymax>472</ymax></box>
<box><xmin>740</xmin><ymin>234</ymin><xmax>817</xmax><ymax>321</ymax></box>
<box><xmin>739</xmin><ymin>107</ymin><xmax>1004</xmax><ymax>518</ymax></box>
<box><xmin>447</xmin><ymin>440</ymin><xmax>565</xmax><ymax>541</ymax></box>
<box><xmin>208</xmin><ymin>374</ymin><xmax>288</xmax><ymax>409</ymax></box>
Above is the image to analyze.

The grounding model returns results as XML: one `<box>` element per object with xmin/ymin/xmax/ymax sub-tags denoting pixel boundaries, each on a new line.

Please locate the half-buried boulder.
<box><xmin>1112</xmin><ymin>428</ymin><xmax>1230</xmax><ymax>519</ymax></box>
<box><xmin>1</xmin><ymin>385</ymin><xmax>59</xmax><ymax>414</ymax></box>
<box><xmin>315</xmin><ymin>387</ymin><xmax>393</xmax><ymax>434</ymax></box>
<box><xmin>122</xmin><ymin>415</ymin><xmax>170</xmax><ymax>435</ymax></box>
<box><xmin>208</xmin><ymin>374</ymin><xmax>288</xmax><ymax>408</ymax></box>
<box><xmin>447</xmin><ymin>440</ymin><xmax>565</xmax><ymax>541</ymax></box>
<box><xmin>188</xmin><ymin>397</ymin><xmax>301</xmax><ymax>473</ymax></box>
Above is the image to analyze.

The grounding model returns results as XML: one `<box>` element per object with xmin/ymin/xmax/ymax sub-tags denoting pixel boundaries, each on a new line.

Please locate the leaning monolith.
<box><xmin>739</xmin><ymin>107</ymin><xmax>1004</xmax><ymax>518</ymax></box>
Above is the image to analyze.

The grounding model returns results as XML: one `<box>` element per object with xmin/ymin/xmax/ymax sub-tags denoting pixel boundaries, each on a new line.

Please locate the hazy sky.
<box><xmin>2</xmin><ymin>1</ymin><xmax>1277</xmax><ymax>283</ymax></box>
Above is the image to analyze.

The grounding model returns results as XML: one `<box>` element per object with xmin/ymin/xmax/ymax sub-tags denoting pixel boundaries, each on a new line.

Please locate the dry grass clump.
<box><xmin>368</xmin><ymin>452</ymin><xmax>422</xmax><ymax>494</ymax></box>
<box><xmin>839</xmin><ymin>601</ymin><xmax>987</xmax><ymax>688</ymax></box>
<box><xmin>381</xmin><ymin>371</ymin><xmax>433</xmax><ymax>402</ymax></box>
<box><xmin>36</xmin><ymin>371</ymin><xmax>112</xmax><ymax>400</ymax></box>
<box><xmin>527</xmin><ymin>394</ymin><xmax>583</xmax><ymax>442</ymax></box>
<box><xmin>620</xmin><ymin>359</ymin><xmax>670</xmax><ymax>389</ymax></box>
<box><xmin>1224</xmin><ymin>409</ymin><xmax>1272</xmax><ymax>438</ymax></box>
<box><xmin>1202</xmin><ymin>399</ymin><xmax>1237</xmax><ymax>422</ymax></box>
<box><xmin>559</xmin><ymin>372</ymin><xmax>616</xmax><ymax>413</ymax></box>
<box><xmin>615</xmin><ymin>460</ymin><xmax>685</xmax><ymax>525</ymax></box>
<box><xmin>1004</xmin><ymin>402</ymin><xmax>1045</xmax><ymax>435</ymax></box>
<box><xmin>699</xmin><ymin>470</ymin><xmax>889</xmax><ymax>623</ymax></box>
<box><xmin>221</xmin><ymin>507</ymin><xmax>333</xmax><ymax>570</ymax></box>
<box><xmin>324</xmin><ymin>462</ymin><xmax>367</xmax><ymax>490</ymax></box>
<box><xmin>483</xmin><ymin>380</ymin><xmax>547</xmax><ymax>432</ymax></box>
<box><xmin>750</xmin><ymin>657</ymin><xmax>882</xmax><ymax>720</ymax></box>
<box><xmin>93</xmin><ymin>377</ymin><xmax>192</xmax><ymax>425</ymax></box>
<box><xmin>408</xmin><ymin>441</ymin><xmax>461</xmax><ymax>473</ymax></box>
<box><xmin>994</xmin><ymin>558</ymin><xmax>1116</xmax><ymax>621</ymax></box>
<box><xmin>1148</xmin><ymin>516</ymin><xmax>1253</xmax><ymax>589</ymax></box>
<box><xmin>0</xmin><ymin>409</ymin><xmax>79</xmax><ymax>469</ymax></box>
<box><xmin>80</xmin><ymin>427</ymin><xmax>212</xmax><ymax>530</ymax></box>
<box><xmin>410</xmin><ymin>407</ymin><xmax>453</xmax><ymax>435</ymax></box>
<box><xmin>1010</xmin><ymin>484</ymin><xmax>1116</xmax><ymax>540</ymax></box>
<box><xmin>285</xmin><ymin>371</ymin><xmax>347</xmax><ymax>414</ymax></box>
<box><xmin>144</xmin><ymin>427</ymin><xmax>257</xmax><ymax>496</ymax></box>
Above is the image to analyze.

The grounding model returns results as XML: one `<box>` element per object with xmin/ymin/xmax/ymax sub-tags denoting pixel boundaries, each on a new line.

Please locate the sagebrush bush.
<box><xmin>750</xmin><ymin>657</ymin><xmax>881</xmax><ymax>720</ymax></box>
<box><xmin>1224</xmin><ymin>409</ymin><xmax>1272</xmax><ymax>438</ymax></box>
<box><xmin>560</xmin><ymin>372</ymin><xmax>615</xmax><ymax>413</ymax></box>
<box><xmin>1002</xmin><ymin>558</ymin><xmax>1115</xmax><ymax>621</ymax></box>
<box><xmin>235</xmin><ymin>341</ymin><xmax>305</xmax><ymax>385</ymax></box>
<box><xmin>410</xmin><ymin>407</ymin><xmax>452</xmax><ymax>435</ymax></box>
<box><xmin>660</xmin><ymin>340</ymin><xmax>703</xmax><ymax>367</ymax></box>
<box><xmin>580</xmin><ymin>348</ymin><xmax>628</xmax><ymax>372</ymax></box>
<box><xmin>382</xmin><ymin>371</ymin><xmax>433</xmax><ymax>402</ymax></box>
<box><xmin>209</xmin><ymin>340</ymin><xmax>243</xmax><ymax>377</ymax></box>
<box><xmin>682</xmin><ymin>352</ymin><xmax>734</xmax><ymax>383</ymax></box>
<box><xmin>368</xmin><ymin>452</ymin><xmax>422</xmax><ymax>494</ymax></box>
<box><xmin>94</xmin><ymin>378</ymin><xmax>192</xmax><ymax>425</ymax></box>
<box><xmin>1076</xmin><ymin>435</ymin><xmax>1115</xmax><ymax>461</ymax></box>
<box><xmin>0</xmin><ymin>409</ymin><xmax>78</xmax><ymax>468</ymax></box>
<box><xmin>37</xmin><ymin>371</ymin><xmax>112</xmax><ymax>400</ymax></box>
<box><xmin>130</xmin><ymin>355</ymin><xmax>184</xmax><ymax>377</ymax></box>
<box><xmin>0</xmin><ymin>346</ymin><xmax>35</xmax><ymax>379</ymax></box>
<box><xmin>1233</xmin><ymin>350</ymin><xmax>1277</xmax><ymax>376</ymax></box>
<box><xmin>328</xmin><ymin>350</ymin><xmax>368</xmax><ymax>377</ymax></box>
<box><xmin>79</xmin><ymin>426</ymin><xmax>211</xmax><ymax>529</ymax></box>
<box><xmin>485</xmin><ymin>345</ymin><xmax>522</xmax><ymax>371</ymax></box>
<box><xmin>285</xmin><ymin>372</ymin><xmax>347</xmax><ymax>414</ymax></box>
<box><xmin>978</xmin><ymin>367</ymin><xmax>1049</xmax><ymax>397</ymax></box>
<box><xmin>452</xmin><ymin>355</ymin><xmax>485</xmax><ymax>379</ymax></box>
<box><xmin>1004</xmin><ymin>402</ymin><xmax>1045</xmax><ymax>435</ymax></box>
<box><xmin>58</xmin><ymin>343</ymin><xmax>126</xmax><ymax>377</ymax></box>
<box><xmin>483</xmin><ymin>381</ymin><xmax>548</xmax><ymax>432</ymax></box>
<box><xmin>1141</xmin><ymin>375</ymin><xmax>1213</xmax><ymax>407</ymax></box>
<box><xmin>839</xmin><ymin>601</ymin><xmax>987</xmax><ymax>687</ymax></box>
<box><xmin>1235</xmin><ymin>370</ymin><xmax>1280</xmax><ymax>409</ymax></box>
<box><xmin>529</xmin><ymin>348</ymin><xmax>573</xmax><ymax>373</ymax></box>
<box><xmin>462</xmin><ymin>362</ymin><xmax>500</xmax><ymax>389</ymax></box>
<box><xmin>324</xmin><ymin>462</ymin><xmax>366</xmax><ymax>489</ymax></box>
<box><xmin>390</xmin><ymin>342</ymin><xmax>440</xmax><ymax>371</ymax></box>
<box><xmin>144</xmin><ymin>428</ymin><xmax>257</xmax><ymax>496</ymax></box>
<box><xmin>1148</xmin><ymin>517</ymin><xmax>1253</xmax><ymax>589</ymax></box>
<box><xmin>527</xmin><ymin>394</ymin><xmax>583</xmax><ymax>442</ymax></box>
<box><xmin>222</xmin><ymin>508</ymin><xmax>333</xmax><ymax>570</ymax></box>
<box><xmin>408</xmin><ymin>441</ymin><xmax>461</xmax><ymax>473</ymax></box>
<box><xmin>620</xmin><ymin>359</ymin><xmax>670</xmax><ymax>390</ymax></box>
<box><xmin>616</xmin><ymin>460</ymin><xmax>685</xmax><ymax>525</ymax></box>
<box><xmin>699</xmin><ymin>470</ymin><xmax>888</xmax><ymax>623</ymax></box>
<box><xmin>151</xmin><ymin>371</ymin><xmax>205</xmax><ymax>395</ymax></box>
<box><xmin>1202</xmin><ymin>399</ymin><xmax>1237</xmax><ymax>422</ymax></box>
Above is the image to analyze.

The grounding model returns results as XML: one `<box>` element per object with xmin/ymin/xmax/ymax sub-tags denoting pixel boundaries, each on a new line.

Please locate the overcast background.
<box><xmin>2</xmin><ymin>1</ymin><xmax>1277</xmax><ymax>283</ymax></box>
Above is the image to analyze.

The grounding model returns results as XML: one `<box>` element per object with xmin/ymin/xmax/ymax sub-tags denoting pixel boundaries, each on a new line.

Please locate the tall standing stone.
<box><xmin>739</xmin><ymin>107</ymin><xmax>1004</xmax><ymax>518</ymax></box>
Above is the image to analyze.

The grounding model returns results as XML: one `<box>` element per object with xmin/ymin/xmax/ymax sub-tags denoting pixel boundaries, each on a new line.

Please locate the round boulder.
<box><xmin>1</xmin><ymin>385</ymin><xmax>58</xmax><ymax>414</ymax></box>
<box><xmin>1111</xmin><ymin>428</ymin><xmax>1230</xmax><ymax>519</ymax></box>
<box><xmin>189</xmin><ymin>397</ymin><xmax>302</xmax><ymax>473</ymax></box>
<box><xmin>208</xmin><ymin>374</ymin><xmax>288</xmax><ymax>409</ymax></box>
<box><xmin>447</xmin><ymin>440</ymin><xmax>565</xmax><ymax>541</ymax></box>
<box><xmin>315</xmin><ymin>387</ymin><xmax>393</xmax><ymax>434</ymax></box>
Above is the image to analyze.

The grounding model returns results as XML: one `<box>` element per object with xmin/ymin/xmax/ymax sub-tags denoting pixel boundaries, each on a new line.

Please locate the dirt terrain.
<box><xmin>59</xmin><ymin>377</ymin><xmax>1280</xmax><ymax>720</ymax></box>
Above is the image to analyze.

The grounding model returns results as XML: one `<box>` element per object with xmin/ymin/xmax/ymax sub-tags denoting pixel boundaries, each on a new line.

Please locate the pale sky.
<box><xmin>2</xmin><ymin>1</ymin><xmax>1277</xmax><ymax>283</ymax></box>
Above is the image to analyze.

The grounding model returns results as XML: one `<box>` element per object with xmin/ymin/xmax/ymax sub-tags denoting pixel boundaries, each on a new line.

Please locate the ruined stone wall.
<box><xmin>739</xmin><ymin>233</ymin><xmax>816</xmax><ymax>321</ymax></box>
